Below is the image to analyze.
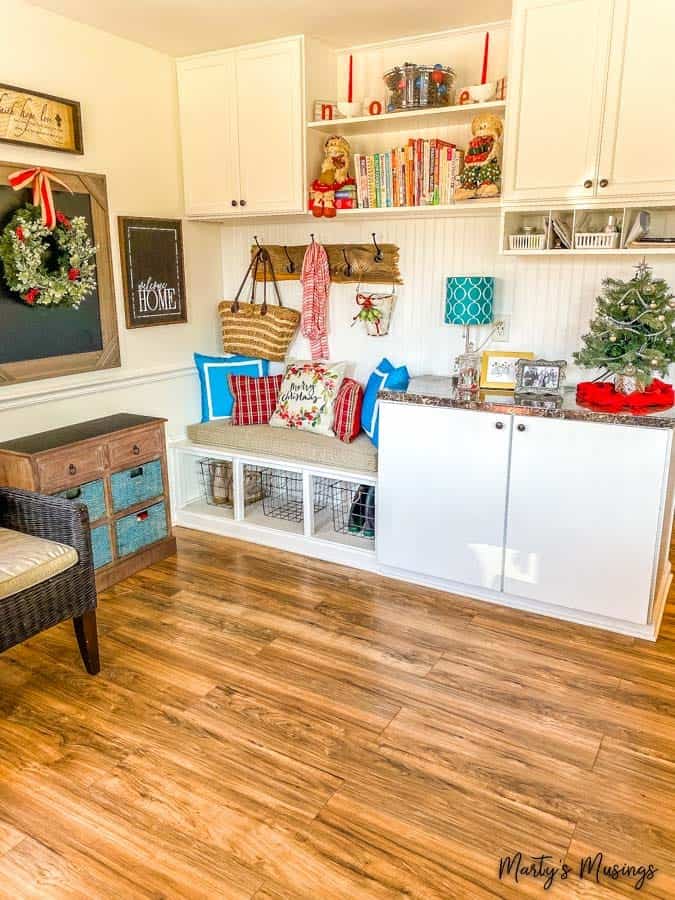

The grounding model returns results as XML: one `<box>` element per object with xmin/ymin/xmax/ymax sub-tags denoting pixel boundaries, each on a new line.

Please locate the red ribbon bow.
<box><xmin>8</xmin><ymin>166</ymin><xmax>72</xmax><ymax>230</ymax></box>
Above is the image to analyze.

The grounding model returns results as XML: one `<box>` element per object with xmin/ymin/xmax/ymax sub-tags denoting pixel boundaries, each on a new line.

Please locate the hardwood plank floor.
<box><xmin>1</xmin><ymin>525</ymin><xmax>674</xmax><ymax>898</ymax></box>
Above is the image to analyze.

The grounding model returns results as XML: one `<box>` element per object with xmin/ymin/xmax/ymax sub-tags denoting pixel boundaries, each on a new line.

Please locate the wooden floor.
<box><xmin>1</xmin><ymin>528</ymin><xmax>675</xmax><ymax>898</ymax></box>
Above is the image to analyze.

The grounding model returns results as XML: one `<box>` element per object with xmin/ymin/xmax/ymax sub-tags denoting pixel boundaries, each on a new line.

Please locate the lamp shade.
<box><xmin>445</xmin><ymin>276</ymin><xmax>494</xmax><ymax>325</ymax></box>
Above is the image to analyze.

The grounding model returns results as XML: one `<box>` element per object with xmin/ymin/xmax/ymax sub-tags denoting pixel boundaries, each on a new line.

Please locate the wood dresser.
<box><xmin>0</xmin><ymin>414</ymin><xmax>177</xmax><ymax>591</ymax></box>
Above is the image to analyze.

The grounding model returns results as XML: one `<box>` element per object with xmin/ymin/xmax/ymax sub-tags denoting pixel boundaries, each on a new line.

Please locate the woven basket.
<box><xmin>219</xmin><ymin>301</ymin><xmax>300</xmax><ymax>362</ymax></box>
<box><xmin>219</xmin><ymin>247</ymin><xmax>300</xmax><ymax>362</ymax></box>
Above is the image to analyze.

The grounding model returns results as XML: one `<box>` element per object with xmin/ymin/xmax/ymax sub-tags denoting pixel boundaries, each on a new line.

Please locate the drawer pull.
<box><xmin>68</xmin><ymin>463</ymin><xmax>77</xmax><ymax>475</ymax></box>
<box><xmin>136</xmin><ymin>510</ymin><xmax>149</xmax><ymax>522</ymax></box>
<box><xmin>517</xmin><ymin>423</ymin><xmax>526</xmax><ymax>432</ymax></box>
<box><xmin>132</xmin><ymin>444</ymin><xmax>141</xmax><ymax>456</ymax></box>
<box><xmin>130</xmin><ymin>466</ymin><xmax>144</xmax><ymax>479</ymax></box>
<box><xmin>64</xmin><ymin>487</ymin><xmax>82</xmax><ymax>500</ymax></box>
<box><xmin>495</xmin><ymin>421</ymin><xmax>504</xmax><ymax>430</ymax></box>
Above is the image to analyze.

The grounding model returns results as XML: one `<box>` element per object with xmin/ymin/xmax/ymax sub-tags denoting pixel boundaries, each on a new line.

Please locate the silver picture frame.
<box><xmin>514</xmin><ymin>358</ymin><xmax>567</xmax><ymax>395</ymax></box>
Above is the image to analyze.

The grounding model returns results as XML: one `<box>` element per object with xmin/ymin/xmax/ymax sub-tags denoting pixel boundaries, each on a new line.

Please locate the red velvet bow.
<box><xmin>576</xmin><ymin>378</ymin><xmax>674</xmax><ymax>413</ymax></box>
<box><xmin>8</xmin><ymin>166</ymin><xmax>72</xmax><ymax>229</ymax></box>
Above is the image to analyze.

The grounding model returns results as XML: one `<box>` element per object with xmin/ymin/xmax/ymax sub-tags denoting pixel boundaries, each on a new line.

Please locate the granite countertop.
<box><xmin>378</xmin><ymin>377</ymin><xmax>675</xmax><ymax>429</ymax></box>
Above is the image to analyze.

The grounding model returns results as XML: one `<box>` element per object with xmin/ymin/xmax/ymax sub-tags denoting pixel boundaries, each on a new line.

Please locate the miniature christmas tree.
<box><xmin>574</xmin><ymin>261</ymin><xmax>675</xmax><ymax>391</ymax></box>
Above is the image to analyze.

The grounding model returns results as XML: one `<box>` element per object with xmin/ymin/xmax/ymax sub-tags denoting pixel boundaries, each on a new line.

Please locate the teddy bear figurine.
<box><xmin>310</xmin><ymin>135</ymin><xmax>355</xmax><ymax>217</ymax></box>
<box><xmin>454</xmin><ymin>113</ymin><xmax>503</xmax><ymax>201</ymax></box>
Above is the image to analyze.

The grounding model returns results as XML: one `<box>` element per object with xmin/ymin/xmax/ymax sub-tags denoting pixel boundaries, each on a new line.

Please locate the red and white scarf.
<box><xmin>301</xmin><ymin>241</ymin><xmax>330</xmax><ymax>360</ymax></box>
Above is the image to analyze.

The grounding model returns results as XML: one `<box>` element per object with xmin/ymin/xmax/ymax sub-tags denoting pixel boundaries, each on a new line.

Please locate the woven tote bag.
<box><xmin>219</xmin><ymin>249</ymin><xmax>300</xmax><ymax>362</ymax></box>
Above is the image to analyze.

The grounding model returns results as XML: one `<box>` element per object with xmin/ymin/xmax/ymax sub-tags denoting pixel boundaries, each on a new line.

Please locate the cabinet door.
<box><xmin>377</xmin><ymin>403</ymin><xmax>511</xmax><ymax>590</ymax></box>
<box><xmin>177</xmin><ymin>52</ymin><xmax>240</xmax><ymax>216</ymax></box>
<box><xmin>597</xmin><ymin>0</ymin><xmax>675</xmax><ymax>198</ymax></box>
<box><xmin>235</xmin><ymin>38</ymin><xmax>305</xmax><ymax>214</ymax></box>
<box><xmin>503</xmin><ymin>0</ymin><xmax>613</xmax><ymax>202</ymax></box>
<box><xmin>504</xmin><ymin>416</ymin><xmax>669</xmax><ymax>623</ymax></box>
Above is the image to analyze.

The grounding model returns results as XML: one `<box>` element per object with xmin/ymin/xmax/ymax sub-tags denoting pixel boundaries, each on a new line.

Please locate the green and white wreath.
<box><xmin>0</xmin><ymin>204</ymin><xmax>96</xmax><ymax>308</ymax></box>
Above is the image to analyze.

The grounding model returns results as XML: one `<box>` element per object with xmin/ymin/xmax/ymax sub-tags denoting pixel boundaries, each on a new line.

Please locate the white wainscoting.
<box><xmin>219</xmin><ymin>214</ymin><xmax>675</xmax><ymax>382</ymax></box>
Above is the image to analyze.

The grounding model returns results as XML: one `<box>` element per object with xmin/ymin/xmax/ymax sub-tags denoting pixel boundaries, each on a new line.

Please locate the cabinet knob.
<box><xmin>240</xmin><ymin>200</ymin><xmax>247</xmax><ymax>207</ymax></box>
<box><xmin>495</xmin><ymin>421</ymin><xmax>504</xmax><ymax>430</ymax></box>
<box><xmin>599</xmin><ymin>178</ymin><xmax>609</xmax><ymax>188</ymax></box>
<box><xmin>68</xmin><ymin>463</ymin><xmax>77</xmax><ymax>475</ymax></box>
<box><xmin>583</xmin><ymin>179</ymin><xmax>593</xmax><ymax>189</ymax></box>
<box><xmin>132</xmin><ymin>444</ymin><xmax>141</xmax><ymax>456</ymax></box>
<box><xmin>517</xmin><ymin>423</ymin><xmax>526</xmax><ymax>432</ymax></box>
<box><xmin>231</xmin><ymin>200</ymin><xmax>238</xmax><ymax>207</ymax></box>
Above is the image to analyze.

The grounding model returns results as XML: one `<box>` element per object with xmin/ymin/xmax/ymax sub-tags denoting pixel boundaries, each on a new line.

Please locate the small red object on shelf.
<box><xmin>348</xmin><ymin>54</ymin><xmax>353</xmax><ymax>103</ymax></box>
<box><xmin>576</xmin><ymin>379</ymin><xmax>674</xmax><ymax>413</ymax></box>
<box><xmin>481</xmin><ymin>32</ymin><xmax>489</xmax><ymax>84</ymax></box>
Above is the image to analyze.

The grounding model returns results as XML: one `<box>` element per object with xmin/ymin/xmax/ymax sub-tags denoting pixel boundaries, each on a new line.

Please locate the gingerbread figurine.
<box><xmin>454</xmin><ymin>113</ymin><xmax>503</xmax><ymax>201</ymax></box>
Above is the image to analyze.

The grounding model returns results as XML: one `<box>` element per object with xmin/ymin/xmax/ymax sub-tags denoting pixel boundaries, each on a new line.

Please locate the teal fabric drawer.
<box><xmin>115</xmin><ymin>501</ymin><xmax>167</xmax><ymax>558</ymax></box>
<box><xmin>56</xmin><ymin>479</ymin><xmax>106</xmax><ymax>522</ymax></box>
<box><xmin>111</xmin><ymin>459</ymin><xmax>164</xmax><ymax>513</ymax></box>
<box><xmin>91</xmin><ymin>524</ymin><xmax>113</xmax><ymax>570</ymax></box>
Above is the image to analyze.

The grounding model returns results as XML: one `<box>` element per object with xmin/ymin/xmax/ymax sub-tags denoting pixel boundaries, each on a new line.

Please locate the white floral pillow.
<box><xmin>269</xmin><ymin>360</ymin><xmax>346</xmax><ymax>436</ymax></box>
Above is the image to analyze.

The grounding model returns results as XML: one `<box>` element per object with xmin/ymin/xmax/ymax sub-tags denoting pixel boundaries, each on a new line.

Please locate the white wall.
<box><xmin>0</xmin><ymin>2</ymin><xmax>224</xmax><ymax>441</ymax></box>
<box><xmin>220</xmin><ymin>214</ymin><xmax>675</xmax><ymax>383</ymax></box>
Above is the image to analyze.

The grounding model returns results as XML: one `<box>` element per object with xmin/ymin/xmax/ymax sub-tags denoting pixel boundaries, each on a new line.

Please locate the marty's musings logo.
<box><xmin>498</xmin><ymin>852</ymin><xmax>657</xmax><ymax>891</ymax></box>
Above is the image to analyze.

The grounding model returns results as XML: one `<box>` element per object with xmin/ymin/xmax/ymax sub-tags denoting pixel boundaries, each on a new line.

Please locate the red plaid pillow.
<box><xmin>229</xmin><ymin>374</ymin><xmax>283</xmax><ymax>425</ymax></box>
<box><xmin>332</xmin><ymin>378</ymin><xmax>363</xmax><ymax>443</ymax></box>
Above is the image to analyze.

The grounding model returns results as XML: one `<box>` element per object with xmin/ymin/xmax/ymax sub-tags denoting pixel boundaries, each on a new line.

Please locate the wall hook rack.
<box><xmin>250</xmin><ymin>240</ymin><xmax>401</xmax><ymax>285</ymax></box>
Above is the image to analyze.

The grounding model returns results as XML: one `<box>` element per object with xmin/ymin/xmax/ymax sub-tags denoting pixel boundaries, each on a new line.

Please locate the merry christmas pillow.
<box><xmin>270</xmin><ymin>360</ymin><xmax>346</xmax><ymax>436</ymax></box>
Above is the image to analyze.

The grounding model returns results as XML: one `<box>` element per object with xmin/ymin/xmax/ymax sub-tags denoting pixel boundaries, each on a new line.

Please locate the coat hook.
<box><xmin>310</xmin><ymin>233</ymin><xmax>315</xmax><ymax>244</ymax></box>
<box><xmin>254</xmin><ymin>235</ymin><xmax>262</xmax><ymax>249</ymax></box>
<box><xmin>372</xmin><ymin>232</ymin><xmax>384</xmax><ymax>263</ymax></box>
<box><xmin>342</xmin><ymin>247</ymin><xmax>353</xmax><ymax>278</ymax></box>
<box><xmin>283</xmin><ymin>246</ymin><xmax>296</xmax><ymax>274</ymax></box>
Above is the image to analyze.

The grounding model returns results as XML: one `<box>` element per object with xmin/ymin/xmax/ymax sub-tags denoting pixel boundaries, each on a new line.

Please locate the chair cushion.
<box><xmin>187</xmin><ymin>419</ymin><xmax>377</xmax><ymax>474</ymax></box>
<box><xmin>0</xmin><ymin>528</ymin><xmax>78</xmax><ymax>601</ymax></box>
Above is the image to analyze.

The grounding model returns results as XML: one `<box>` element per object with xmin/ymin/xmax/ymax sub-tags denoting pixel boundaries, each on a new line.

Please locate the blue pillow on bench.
<box><xmin>361</xmin><ymin>358</ymin><xmax>410</xmax><ymax>447</ymax></box>
<box><xmin>194</xmin><ymin>353</ymin><xmax>269</xmax><ymax>422</ymax></box>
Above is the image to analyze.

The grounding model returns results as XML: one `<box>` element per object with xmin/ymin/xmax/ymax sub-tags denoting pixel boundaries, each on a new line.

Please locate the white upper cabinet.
<box><xmin>597</xmin><ymin>0</ymin><xmax>675</xmax><ymax>198</ymax></box>
<box><xmin>177</xmin><ymin>37</ymin><xmax>305</xmax><ymax>217</ymax></box>
<box><xmin>503</xmin><ymin>0</ymin><xmax>613</xmax><ymax>202</ymax></box>
<box><xmin>504</xmin><ymin>0</ymin><xmax>675</xmax><ymax>202</ymax></box>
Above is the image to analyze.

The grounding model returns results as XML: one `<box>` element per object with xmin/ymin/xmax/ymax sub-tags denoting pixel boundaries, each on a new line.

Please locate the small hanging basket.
<box><xmin>353</xmin><ymin>290</ymin><xmax>395</xmax><ymax>336</ymax></box>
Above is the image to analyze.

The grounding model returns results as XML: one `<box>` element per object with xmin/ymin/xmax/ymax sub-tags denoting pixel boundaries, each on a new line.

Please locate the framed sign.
<box><xmin>118</xmin><ymin>217</ymin><xmax>188</xmax><ymax>329</ymax></box>
<box><xmin>0</xmin><ymin>84</ymin><xmax>83</xmax><ymax>154</ymax></box>
<box><xmin>0</xmin><ymin>160</ymin><xmax>119</xmax><ymax>387</ymax></box>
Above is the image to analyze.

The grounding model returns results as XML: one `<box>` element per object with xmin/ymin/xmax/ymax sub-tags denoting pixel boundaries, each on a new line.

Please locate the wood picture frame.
<box><xmin>0</xmin><ymin>159</ymin><xmax>119</xmax><ymax>387</ymax></box>
<box><xmin>118</xmin><ymin>217</ymin><xmax>188</xmax><ymax>329</ymax></box>
<box><xmin>480</xmin><ymin>350</ymin><xmax>534</xmax><ymax>391</ymax></box>
<box><xmin>0</xmin><ymin>84</ymin><xmax>84</xmax><ymax>155</ymax></box>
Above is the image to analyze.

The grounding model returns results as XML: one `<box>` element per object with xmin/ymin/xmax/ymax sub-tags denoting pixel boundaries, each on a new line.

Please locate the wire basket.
<box><xmin>574</xmin><ymin>232</ymin><xmax>620</xmax><ymax>250</ymax></box>
<box><xmin>329</xmin><ymin>481</ymin><xmax>376</xmax><ymax>541</ymax></box>
<box><xmin>258</xmin><ymin>468</ymin><xmax>331</xmax><ymax>523</ymax></box>
<box><xmin>509</xmin><ymin>233</ymin><xmax>546</xmax><ymax>251</ymax></box>
<box><xmin>199</xmin><ymin>458</ymin><xmax>265</xmax><ymax>508</ymax></box>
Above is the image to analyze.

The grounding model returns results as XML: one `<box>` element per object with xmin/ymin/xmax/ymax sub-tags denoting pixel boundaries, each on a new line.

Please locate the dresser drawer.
<box><xmin>91</xmin><ymin>524</ymin><xmax>113</xmax><ymax>570</ymax></box>
<box><xmin>37</xmin><ymin>445</ymin><xmax>106</xmax><ymax>491</ymax></box>
<box><xmin>55</xmin><ymin>478</ymin><xmax>107</xmax><ymax>522</ymax></box>
<box><xmin>115</xmin><ymin>501</ymin><xmax>168</xmax><ymax>558</ymax></box>
<box><xmin>110</xmin><ymin>459</ymin><xmax>164</xmax><ymax>513</ymax></box>
<box><xmin>108</xmin><ymin>427</ymin><xmax>163</xmax><ymax>469</ymax></box>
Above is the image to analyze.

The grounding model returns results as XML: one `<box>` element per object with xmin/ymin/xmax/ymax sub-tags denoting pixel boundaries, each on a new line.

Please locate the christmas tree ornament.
<box><xmin>574</xmin><ymin>261</ymin><xmax>675</xmax><ymax>393</ymax></box>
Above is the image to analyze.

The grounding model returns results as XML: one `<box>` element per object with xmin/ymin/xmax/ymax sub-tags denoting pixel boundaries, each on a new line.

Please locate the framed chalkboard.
<box><xmin>0</xmin><ymin>160</ymin><xmax>119</xmax><ymax>387</ymax></box>
<box><xmin>118</xmin><ymin>217</ymin><xmax>187</xmax><ymax>329</ymax></box>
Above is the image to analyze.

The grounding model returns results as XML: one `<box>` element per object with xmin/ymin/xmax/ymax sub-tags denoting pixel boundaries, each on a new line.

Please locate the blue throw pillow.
<box><xmin>361</xmin><ymin>358</ymin><xmax>410</xmax><ymax>447</ymax></box>
<box><xmin>194</xmin><ymin>353</ymin><xmax>269</xmax><ymax>422</ymax></box>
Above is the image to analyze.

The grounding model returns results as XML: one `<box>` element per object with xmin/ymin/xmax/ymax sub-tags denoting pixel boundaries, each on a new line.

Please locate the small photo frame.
<box><xmin>514</xmin><ymin>358</ymin><xmax>567</xmax><ymax>395</ymax></box>
<box><xmin>480</xmin><ymin>350</ymin><xmax>534</xmax><ymax>391</ymax></box>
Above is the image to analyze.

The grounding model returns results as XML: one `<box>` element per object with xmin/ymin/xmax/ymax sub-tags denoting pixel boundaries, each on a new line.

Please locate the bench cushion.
<box><xmin>187</xmin><ymin>420</ymin><xmax>377</xmax><ymax>474</ymax></box>
<box><xmin>0</xmin><ymin>528</ymin><xmax>78</xmax><ymax>601</ymax></box>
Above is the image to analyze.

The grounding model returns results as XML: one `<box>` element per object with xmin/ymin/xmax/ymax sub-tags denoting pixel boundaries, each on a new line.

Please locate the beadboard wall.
<box><xmin>219</xmin><ymin>215</ymin><xmax>675</xmax><ymax>383</ymax></box>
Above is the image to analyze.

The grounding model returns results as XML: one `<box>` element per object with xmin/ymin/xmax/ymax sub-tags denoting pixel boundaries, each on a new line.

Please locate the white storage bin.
<box><xmin>574</xmin><ymin>232</ymin><xmax>620</xmax><ymax>250</ymax></box>
<box><xmin>509</xmin><ymin>233</ymin><xmax>546</xmax><ymax>251</ymax></box>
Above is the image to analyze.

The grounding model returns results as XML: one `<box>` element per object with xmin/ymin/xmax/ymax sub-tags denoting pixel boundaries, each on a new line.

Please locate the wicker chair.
<box><xmin>0</xmin><ymin>487</ymin><xmax>100</xmax><ymax>674</ymax></box>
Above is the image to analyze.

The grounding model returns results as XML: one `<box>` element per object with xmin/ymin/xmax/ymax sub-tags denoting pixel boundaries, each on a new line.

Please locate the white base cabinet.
<box><xmin>377</xmin><ymin>400</ymin><xmax>673</xmax><ymax>632</ymax></box>
<box><xmin>377</xmin><ymin>403</ymin><xmax>511</xmax><ymax>590</ymax></box>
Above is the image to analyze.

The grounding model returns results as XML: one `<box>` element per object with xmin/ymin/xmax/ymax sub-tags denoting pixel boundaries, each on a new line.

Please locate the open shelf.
<box><xmin>307</xmin><ymin>100</ymin><xmax>506</xmax><ymax>136</ymax></box>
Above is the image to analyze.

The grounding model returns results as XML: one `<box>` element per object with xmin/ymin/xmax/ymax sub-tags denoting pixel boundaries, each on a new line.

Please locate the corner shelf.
<box><xmin>307</xmin><ymin>100</ymin><xmax>506</xmax><ymax>136</ymax></box>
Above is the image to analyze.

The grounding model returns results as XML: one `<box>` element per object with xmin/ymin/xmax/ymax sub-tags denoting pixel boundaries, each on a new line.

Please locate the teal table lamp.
<box><xmin>445</xmin><ymin>275</ymin><xmax>494</xmax><ymax>398</ymax></box>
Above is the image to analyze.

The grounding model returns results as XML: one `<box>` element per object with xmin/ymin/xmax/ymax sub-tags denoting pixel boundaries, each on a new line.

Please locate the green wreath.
<box><xmin>0</xmin><ymin>203</ymin><xmax>96</xmax><ymax>308</ymax></box>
